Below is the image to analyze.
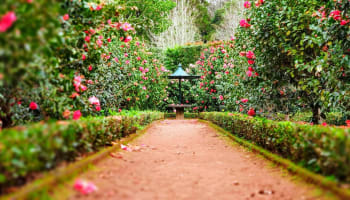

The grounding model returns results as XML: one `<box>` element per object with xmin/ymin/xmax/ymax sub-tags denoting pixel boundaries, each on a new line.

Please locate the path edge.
<box><xmin>1</xmin><ymin>120</ymin><xmax>162</xmax><ymax>200</ymax></box>
<box><xmin>199</xmin><ymin>119</ymin><xmax>350</xmax><ymax>200</ymax></box>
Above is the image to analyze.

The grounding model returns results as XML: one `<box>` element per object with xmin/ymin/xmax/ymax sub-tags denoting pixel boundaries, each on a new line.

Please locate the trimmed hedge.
<box><xmin>199</xmin><ymin>112</ymin><xmax>350</xmax><ymax>182</ymax></box>
<box><xmin>164</xmin><ymin>112</ymin><xmax>199</xmax><ymax>119</ymax></box>
<box><xmin>0</xmin><ymin>111</ymin><xmax>163</xmax><ymax>192</ymax></box>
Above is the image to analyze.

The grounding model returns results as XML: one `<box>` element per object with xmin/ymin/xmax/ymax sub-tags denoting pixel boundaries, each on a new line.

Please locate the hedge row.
<box><xmin>0</xmin><ymin>111</ymin><xmax>163</xmax><ymax>192</ymax></box>
<box><xmin>164</xmin><ymin>112</ymin><xmax>199</xmax><ymax>119</ymax></box>
<box><xmin>199</xmin><ymin>112</ymin><xmax>350</xmax><ymax>182</ymax></box>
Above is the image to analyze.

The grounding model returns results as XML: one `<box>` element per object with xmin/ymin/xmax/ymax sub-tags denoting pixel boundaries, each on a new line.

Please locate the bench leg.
<box><xmin>176</xmin><ymin>108</ymin><xmax>184</xmax><ymax>120</ymax></box>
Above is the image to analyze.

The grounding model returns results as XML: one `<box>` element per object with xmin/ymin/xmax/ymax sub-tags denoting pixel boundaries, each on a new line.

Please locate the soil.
<box><xmin>65</xmin><ymin>119</ymin><xmax>333</xmax><ymax>200</ymax></box>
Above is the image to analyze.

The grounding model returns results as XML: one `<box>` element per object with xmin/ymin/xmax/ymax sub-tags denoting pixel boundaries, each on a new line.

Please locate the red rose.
<box><xmin>247</xmin><ymin>108</ymin><xmax>255</xmax><ymax>116</ymax></box>
<box><xmin>73</xmin><ymin>110</ymin><xmax>82</xmax><ymax>120</ymax></box>
<box><xmin>29</xmin><ymin>102</ymin><xmax>38</xmax><ymax>110</ymax></box>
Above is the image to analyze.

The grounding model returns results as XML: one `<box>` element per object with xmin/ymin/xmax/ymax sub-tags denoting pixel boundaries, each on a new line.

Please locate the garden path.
<box><xmin>65</xmin><ymin>119</ymin><xmax>330</xmax><ymax>200</ymax></box>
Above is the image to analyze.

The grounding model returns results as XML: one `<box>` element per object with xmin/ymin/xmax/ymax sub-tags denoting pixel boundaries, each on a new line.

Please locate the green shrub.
<box><xmin>164</xmin><ymin>45</ymin><xmax>204</xmax><ymax>71</ymax></box>
<box><xmin>200</xmin><ymin>112</ymin><xmax>350</xmax><ymax>182</ymax></box>
<box><xmin>0</xmin><ymin>111</ymin><xmax>163</xmax><ymax>192</ymax></box>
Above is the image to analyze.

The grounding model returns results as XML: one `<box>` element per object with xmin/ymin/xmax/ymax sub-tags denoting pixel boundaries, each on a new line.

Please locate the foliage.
<box><xmin>0</xmin><ymin>0</ymin><xmax>63</xmax><ymax>127</ymax></box>
<box><xmin>200</xmin><ymin>112</ymin><xmax>350</xmax><ymax>182</ymax></box>
<box><xmin>233</xmin><ymin>0</ymin><xmax>350</xmax><ymax>123</ymax></box>
<box><xmin>0</xmin><ymin>0</ymin><xmax>174</xmax><ymax>127</ymax></box>
<box><xmin>164</xmin><ymin>45</ymin><xmax>204</xmax><ymax>71</ymax></box>
<box><xmin>0</xmin><ymin>111</ymin><xmax>163</xmax><ymax>192</ymax></box>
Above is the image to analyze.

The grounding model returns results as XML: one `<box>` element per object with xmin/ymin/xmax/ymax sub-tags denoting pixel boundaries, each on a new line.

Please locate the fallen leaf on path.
<box><xmin>109</xmin><ymin>152</ymin><xmax>123</xmax><ymax>159</ymax></box>
<box><xmin>74</xmin><ymin>179</ymin><xmax>98</xmax><ymax>195</ymax></box>
<box><xmin>258</xmin><ymin>189</ymin><xmax>274</xmax><ymax>195</ymax></box>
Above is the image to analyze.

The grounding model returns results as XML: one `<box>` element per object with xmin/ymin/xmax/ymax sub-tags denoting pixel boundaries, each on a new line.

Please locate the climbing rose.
<box><xmin>95</xmin><ymin>106</ymin><xmax>101</xmax><ymax>112</ymax></box>
<box><xmin>240</xmin><ymin>19</ymin><xmax>251</xmax><ymax>28</ymax></box>
<box><xmin>82</xmin><ymin>54</ymin><xmax>86</xmax><ymax>61</ymax></box>
<box><xmin>248</xmin><ymin>60</ymin><xmax>255</xmax><ymax>65</ymax></box>
<box><xmin>247</xmin><ymin>108</ymin><xmax>255</xmax><ymax>116</ymax></box>
<box><xmin>0</xmin><ymin>11</ymin><xmax>17</xmax><ymax>32</ymax></box>
<box><xmin>121</xmin><ymin>22</ymin><xmax>133</xmax><ymax>31</ymax></box>
<box><xmin>219</xmin><ymin>95</ymin><xmax>224</xmax><ymax>100</ymax></box>
<box><xmin>329</xmin><ymin>10</ymin><xmax>341</xmax><ymax>21</ymax></box>
<box><xmin>246</xmin><ymin>51</ymin><xmax>255</xmax><ymax>59</ymax></box>
<box><xmin>246</xmin><ymin>70</ymin><xmax>253</xmax><ymax>77</ymax></box>
<box><xmin>29</xmin><ymin>102</ymin><xmax>38</xmax><ymax>110</ymax></box>
<box><xmin>85</xmin><ymin>35</ymin><xmax>91</xmax><ymax>42</ymax></box>
<box><xmin>88</xmin><ymin>96</ymin><xmax>100</xmax><ymax>106</ymax></box>
<box><xmin>124</xmin><ymin>36</ymin><xmax>132</xmax><ymax>43</ymax></box>
<box><xmin>63</xmin><ymin>14</ymin><xmax>69</xmax><ymax>21</ymax></box>
<box><xmin>73</xmin><ymin>110</ymin><xmax>82</xmax><ymax>120</ymax></box>
<box><xmin>88</xmin><ymin>65</ymin><xmax>92</xmax><ymax>71</ymax></box>
<box><xmin>322</xmin><ymin>122</ymin><xmax>327</xmax><ymax>126</ymax></box>
<box><xmin>340</xmin><ymin>20</ymin><xmax>349</xmax><ymax>25</ymax></box>
<box><xmin>241</xmin><ymin>99</ymin><xmax>249</xmax><ymax>103</ymax></box>
<box><xmin>244</xmin><ymin>1</ymin><xmax>251</xmax><ymax>8</ymax></box>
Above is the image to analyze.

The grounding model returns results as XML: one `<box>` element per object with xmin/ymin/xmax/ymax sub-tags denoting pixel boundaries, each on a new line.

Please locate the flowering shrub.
<box><xmin>232</xmin><ymin>0</ymin><xmax>350</xmax><ymax>123</ymax></box>
<box><xmin>0</xmin><ymin>0</ymin><xmax>174</xmax><ymax>127</ymax></box>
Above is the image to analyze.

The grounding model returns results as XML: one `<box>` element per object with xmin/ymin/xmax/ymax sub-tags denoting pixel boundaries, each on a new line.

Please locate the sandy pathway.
<box><xmin>66</xmin><ymin>120</ymin><xmax>330</xmax><ymax>200</ymax></box>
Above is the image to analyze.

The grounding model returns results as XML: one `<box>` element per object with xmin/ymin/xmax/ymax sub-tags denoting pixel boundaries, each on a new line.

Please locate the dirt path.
<box><xmin>63</xmin><ymin>120</ymin><xmax>332</xmax><ymax>200</ymax></box>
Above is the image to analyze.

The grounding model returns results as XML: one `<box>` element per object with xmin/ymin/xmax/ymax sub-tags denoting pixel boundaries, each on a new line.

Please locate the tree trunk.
<box><xmin>311</xmin><ymin>104</ymin><xmax>321</xmax><ymax>124</ymax></box>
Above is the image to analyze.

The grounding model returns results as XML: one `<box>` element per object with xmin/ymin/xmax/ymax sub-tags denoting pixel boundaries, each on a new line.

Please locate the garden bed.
<box><xmin>0</xmin><ymin>111</ymin><xmax>163</xmax><ymax>194</ymax></box>
<box><xmin>199</xmin><ymin>112</ymin><xmax>350</xmax><ymax>183</ymax></box>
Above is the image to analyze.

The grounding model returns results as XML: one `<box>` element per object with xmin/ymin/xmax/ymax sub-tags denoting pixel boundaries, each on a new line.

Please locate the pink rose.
<box><xmin>0</xmin><ymin>11</ymin><xmax>17</xmax><ymax>32</ymax></box>
<box><xmin>244</xmin><ymin>1</ymin><xmax>251</xmax><ymax>8</ymax></box>
<box><xmin>73</xmin><ymin>110</ymin><xmax>82</xmax><ymax>120</ymax></box>
<box><xmin>29</xmin><ymin>102</ymin><xmax>38</xmax><ymax>110</ymax></box>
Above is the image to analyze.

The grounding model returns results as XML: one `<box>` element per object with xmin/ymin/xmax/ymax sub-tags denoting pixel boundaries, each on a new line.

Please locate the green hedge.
<box><xmin>164</xmin><ymin>112</ymin><xmax>199</xmax><ymax>119</ymax></box>
<box><xmin>199</xmin><ymin>112</ymin><xmax>350</xmax><ymax>182</ymax></box>
<box><xmin>0</xmin><ymin>111</ymin><xmax>163</xmax><ymax>192</ymax></box>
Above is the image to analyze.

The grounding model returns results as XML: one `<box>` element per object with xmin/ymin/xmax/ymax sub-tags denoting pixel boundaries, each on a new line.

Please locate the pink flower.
<box><xmin>27</xmin><ymin>0</ymin><xmax>33</xmax><ymax>3</ymax></box>
<box><xmin>29</xmin><ymin>102</ymin><xmax>38</xmax><ymax>110</ymax></box>
<box><xmin>88</xmin><ymin>65</ymin><xmax>92</xmax><ymax>71</ymax></box>
<box><xmin>248</xmin><ymin>60</ymin><xmax>255</xmax><ymax>65</ymax></box>
<box><xmin>244</xmin><ymin>1</ymin><xmax>251</xmax><ymax>8</ymax></box>
<box><xmin>82</xmin><ymin>54</ymin><xmax>86</xmax><ymax>61</ymax></box>
<box><xmin>142</xmin><ymin>86</ymin><xmax>146</xmax><ymax>90</ymax></box>
<box><xmin>240</xmin><ymin>19</ymin><xmax>251</xmax><ymax>28</ymax></box>
<box><xmin>73</xmin><ymin>110</ymin><xmax>82</xmax><ymax>120</ymax></box>
<box><xmin>95</xmin><ymin>106</ymin><xmax>101</xmax><ymax>112</ymax></box>
<box><xmin>88</xmin><ymin>96</ymin><xmax>100</xmax><ymax>106</ymax></box>
<box><xmin>0</xmin><ymin>11</ymin><xmax>17</xmax><ymax>32</ymax></box>
<box><xmin>121</xmin><ymin>22</ymin><xmax>133</xmax><ymax>31</ymax></box>
<box><xmin>96</xmin><ymin>39</ymin><xmax>103</xmax><ymax>47</ymax></box>
<box><xmin>125</xmin><ymin>60</ymin><xmax>130</xmax><ymax>64</ymax></box>
<box><xmin>346</xmin><ymin>120</ymin><xmax>350</xmax><ymax>126</ymax></box>
<box><xmin>329</xmin><ymin>10</ymin><xmax>342</xmax><ymax>21</ymax></box>
<box><xmin>322</xmin><ymin>122</ymin><xmax>327</xmax><ymax>126</ymax></box>
<box><xmin>241</xmin><ymin>98</ymin><xmax>249</xmax><ymax>103</ymax></box>
<box><xmin>95</xmin><ymin>5</ymin><xmax>102</xmax><ymax>11</ymax></box>
<box><xmin>107</xmin><ymin>38</ymin><xmax>111</xmax><ymax>42</ymax></box>
<box><xmin>73</xmin><ymin>179</ymin><xmax>97</xmax><ymax>195</ymax></box>
<box><xmin>114</xmin><ymin>57</ymin><xmax>119</xmax><ymax>63</ymax></box>
<box><xmin>247</xmin><ymin>108</ymin><xmax>255</xmax><ymax>116</ymax></box>
<box><xmin>85</xmin><ymin>35</ymin><xmax>91</xmax><ymax>43</ymax></box>
<box><xmin>239</xmin><ymin>52</ymin><xmax>246</xmax><ymax>57</ymax></box>
<box><xmin>219</xmin><ymin>95</ymin><xmax>224</xmax><ymax>101</ymax></box>
<box><xmin>248</xmin><ymin>66</ymin><xmax>254</xmax><ymax>71</ymax></box>
<box><xmin>124</xmin><ymin>36</ymin><xmax>132</xmax><ymax>43</ymax></box>
<box><xmin>340</xmin><ymin>20</ymin><xmax>349</xmax><ymax>26</ymax></box>
<box><xmin>246</xmin><ymin>51</ymin><xmax>255</xmax><ymax>59</ymax></box>
<box><xmin>246</xmin><ymin>70</ymin><xmax>253</xmax><ymax>77</ymax></box>
<box><xmin>63</xmin><ymin>14</ymin><xmax>69</xmax><ymax>21</ymax></box>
